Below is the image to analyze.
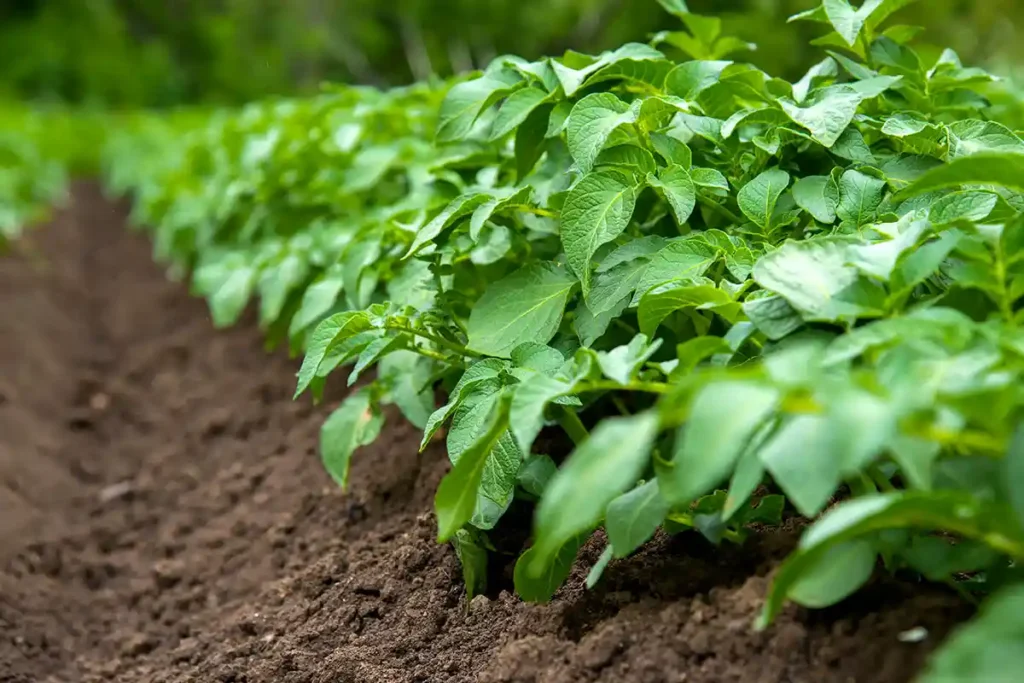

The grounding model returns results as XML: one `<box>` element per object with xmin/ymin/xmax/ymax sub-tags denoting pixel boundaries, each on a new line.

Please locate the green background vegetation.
<box><xmin>1</xmin><ymin>0</ymin><xmax>1022</xmax><ymax>105</ymax></box>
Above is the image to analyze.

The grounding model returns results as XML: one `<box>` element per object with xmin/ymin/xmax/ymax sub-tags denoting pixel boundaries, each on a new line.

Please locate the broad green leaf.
<box><xmin>451</xmin><ymin>529</ymin><xmax>489</xmax><ymax>601</ymax></box>
<box><xmin>632</xmin><ymin>239</ymin><xmax>719</xmax><ymax>304</ymax></box>
<box><xmin>289</xmin><ymin>270</ymin><xmax>343</xmax><ymax>338</ymax></box>
<box><xmin>738</xmin><ymin>168</ymin><xmax>791</xmax><ymax>231</ymax></box>
<box><xmin>258</xmin><ymin>254</ymin><xmax>308</xmax><ymax>327</ymax></box>
<box><xmin>638</xmin><ymin>281</ymin><xmax>739</xmax><ymax>337</ymax></box>
<box><xmin>753</xmin><ymin>237</ymin><xmax>883</xmax><ymax>321</ymax></box>
<box><xmin>473</xmin><ymin>431</ymin><xmax>523</xmax><ymax>529</ymax></box>
<box><xmin>490</xmin><ymin>87</ymin><xmax>549</xmax><ymax>140</ymax></box>
<box><xmin>510</xmin><ymin>373</ymin><xmax>574</xmax><ymax>453</ymax></box>
<box><xmin>435</xmin><ymin>395</ymin><xmax>510</xmax><ymax>542</ymax></box>
<box><xmin>561</xmin><ymin>170</ymin><xmax>638</xmax><ymax>293</ymax></box>
<box><xmin>595</xmin><ymin>334</ymin><xmax>661</xmax><ymax>385</ymax></box>
<box><xmin>759</xmin><ymin>414</ymin><xmax>842</xmax><ymax>517</ymax></box>
<box><xmin>379</xmin><ymin>350</ymin><xmax>435</xmax><ymax>430</ymax></box>
<box><xmin>467</xmin><ymin>262</ymin><xmax>578</xmax><ymax>357</ymax></box>
<box><xmin>515</xmin><ymin>103</ymin><xmax>550</xmax><ymax>180</ymax></box>
<box><xmin>320</xmin><ymin>388</ymin><xmax>384</xmax><ymax>489</ymax></box>
<box><xmin>822</xmin><ymin>0</ymin><xmax>894</xmax><ymax>46</ymax></box>
<box><xmin>779</xmin><ymin>84</ymin><xmax>864</xmax><ymax>147</ymax></box>
<box><xmin>760</xmin><ymin>491</ymin><xmax>1024</xmax><ymax>627</ymax></box>
<box><xmin>296</xmin><ymin>311</ymin><xmax>374</xmax><ymax>396</ymax></box>
<box><xmin>900</xmin><ymin>153</ymin><xmax>1024</xmax><ymax>197</ymax></box>
<box><xmin>517</xmin><ymin>454</ymin><xmax>558</xmax><ymax>497</ymax></box>
<box><xmin>664</xmin><ymin>60</ymin><xmax>732</xmax><ymax>101</ymax></box>
<box><xmin>793</xmin><ymin>175</ymin><xmax>839</xmax><ymax>223</ymax></box>
<box><xmin>344</xmin><ymin>145</ymin><xmax>400</xmax><ymax>192</ymax></box>
<box><xmin>531</xmin><ymin>412</ymin><xmax>660</xmax><ymax>569</ymax></box>
<box><xmin>606</xmin><ymin>480</ymin><xmax>669</xmax><ymax>558</ymax></box>
<box><xmin>742</xmin><ymin>294</ymin><xmax>805</xmax><ymax>339</ymax></box>
<box><xmin>469</xmin><ymin>186</ymin><xmax>532</xmax><ymax>240</ymax></box>
<box><xmin>348</xmin><ymin>335</ymin><xmax>406</xmax><ymax>386</ymax></box>
<box><xmin>646</xmin><ymin>165</ymin><xmax>696</xmax><ymax>225</ymax></box>
<box><xmin>674</xmin><ymin>336</ymin><xmax>732</xmax><ymax>376</ymax></box>
<box><xmin>659</xmin><ymin>381</ymin><xmax>779</xmax><ymax>506</ymax></box>
<box><xmin>881</xmin><ymin>112</ymin><xmax>929</xmax><ymax>137</ymax></box>
<box><xmin>919</xmin><ymin>585</ymin><xmax>1024</xmax><ymax>683</ymax></box>
<box><xmin>947</xmin><ymin>120</ymin><xmax>1024</xmax><ymax>160</ymax></box>
<box><xmin>836</xmin><ymin>169</ymin><xmax>887</xmax><ymax>227</ymax></box>
<box><xmin>420</xmin><ymin>359</ymin><xmax>509</xmax><ymax>450</ymax></box>
<box><xmin>566</xmin><ymin>94</ymin><xmax>639</xmax><ymax>175</ymax></box>
<box><xmin>788</xmin><ymin>539</ymin><xmax>876</xmax><ymax>608</ymax></box>
<box><xmin>438</xmin><ymin>70</ymin><xmax>523</xmax><ymax>142</ymax></box>
<box><xmin>929</xmin><ymin>191</ymin><xmax>997</xmax><ymax>225</ymax></box>
<box><xmin>407</xmin><ymin>190</ymin><xmax>495</xmax><ymax>257</ymax></box>
<box><xmin>515</xmin><ymin>534</ymin><xmax>587</xmax><ymax>602</ymax></box>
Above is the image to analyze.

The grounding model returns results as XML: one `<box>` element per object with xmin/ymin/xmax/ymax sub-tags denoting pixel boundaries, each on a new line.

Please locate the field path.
<box><xmin>0</xmin><ymin>185</ymin><xmax>968</xmax><ymax>683</ymax></box>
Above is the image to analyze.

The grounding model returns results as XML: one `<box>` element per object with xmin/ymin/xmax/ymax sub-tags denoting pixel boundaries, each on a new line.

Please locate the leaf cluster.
<box><xmin>101</xmin><ymin>1</ymin><xmax>1024</xmax><ymax>675</ymax></box>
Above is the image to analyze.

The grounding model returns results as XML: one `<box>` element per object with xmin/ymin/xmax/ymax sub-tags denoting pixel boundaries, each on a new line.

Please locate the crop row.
<box><xmin>41</xmin><ymin>0</ymin><xmax>1024</xmax><ymax>677</ymax></box>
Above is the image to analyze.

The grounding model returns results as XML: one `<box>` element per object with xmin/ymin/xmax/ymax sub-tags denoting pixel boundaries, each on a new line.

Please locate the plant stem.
<box><xmin>557</xmin><ymin>407</ymin><xmax>590</xmax><ymax>446</ymax></box>
<box><xmin>387</xmin><ymin>323</ymin><xmax>484</xmax><ymax>359</ymax></box>
<box><xmin>585</xmin><ymin>379</ymin><xmax>671</xmax><ymax>395</ymax></box>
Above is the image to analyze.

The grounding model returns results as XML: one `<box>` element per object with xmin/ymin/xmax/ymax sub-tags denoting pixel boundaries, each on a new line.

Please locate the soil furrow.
<box><xmin>1</xmin><ymin>186</ymin><xmax>970</xmax><ymax>683</ymax></box>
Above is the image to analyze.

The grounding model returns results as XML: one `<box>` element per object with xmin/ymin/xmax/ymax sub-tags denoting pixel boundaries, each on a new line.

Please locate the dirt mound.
<box><xmin>0</xmin><ymin>185</ymin><xmax>970</xmax><ymax>683</ymax></box>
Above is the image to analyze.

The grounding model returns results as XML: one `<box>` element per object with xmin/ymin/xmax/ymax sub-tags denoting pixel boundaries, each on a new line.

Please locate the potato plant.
<box><xmin>102</xmin><ymin>1</ymin><xmax>1024</xmax><ymax>676</ymax></box>
<box><xmin>0</xmin><ymin>110</ymin><xmax>68</xmax><ymax>246</ymax></box>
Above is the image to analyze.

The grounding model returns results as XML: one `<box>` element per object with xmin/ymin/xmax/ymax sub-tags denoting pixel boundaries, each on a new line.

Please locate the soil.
<box><xmin>0</xmin><ymin>184</ymin><xmax>972</xmax><ymax>683</ymax></box>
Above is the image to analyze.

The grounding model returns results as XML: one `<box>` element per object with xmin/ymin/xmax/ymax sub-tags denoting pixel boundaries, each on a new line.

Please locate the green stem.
<box><xmin>868</xmin><ymin>464</ymin><xmax>896</xmax><ymax>493</ymax></box>
<box><xmin>557</xmin><ymin>407</ymin><xmax>590</xmax><ymax>446</ymax></box>
<box><xmin>411</xmin><ymin>344</ymin><xmax>464</xmax><ymax>367</ymax></box>
<box><xmin>585</xmin><ymin>379</ymin><xmax>671</xmax><ymax>395</ymax></box>
<box><xmin>387</xmin><ymin>323</ymin><xmax>484</xmax><ymax>359</ymax></box>
<box><xmin>512</xmin><ymin>204</ymin><xmax>556</xmax><ymax>218</ymax></box>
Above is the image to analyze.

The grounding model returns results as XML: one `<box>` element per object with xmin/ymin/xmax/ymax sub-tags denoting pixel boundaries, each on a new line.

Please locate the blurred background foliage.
<box><xmin>0</xmin><ymin>0</ymin><xmax>1021</xmax><ymax>107</ymax></box>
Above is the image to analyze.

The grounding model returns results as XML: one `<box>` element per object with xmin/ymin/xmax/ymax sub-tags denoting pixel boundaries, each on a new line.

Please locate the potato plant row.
<box><xmin>97</xmin><ymin>1</ymin><xmax>1024</xmax><ymax>677</ymax></box>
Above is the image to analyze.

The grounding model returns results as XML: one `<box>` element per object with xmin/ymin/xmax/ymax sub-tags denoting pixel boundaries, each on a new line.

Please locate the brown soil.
<box><xmin>0</xmin><ymin>185</ymin><xmax>971</xmax><ymax>683</ymax></box>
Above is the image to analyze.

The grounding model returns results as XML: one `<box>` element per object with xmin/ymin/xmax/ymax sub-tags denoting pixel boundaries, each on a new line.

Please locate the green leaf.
<box><xmin>490</xmin><ymin>87</ymin><xmax>549</xmax><ymax>140</ymax></box>
<box><xmin>788</xmin><ymin>539</ymin><xmax>876</xmax><ymax>608</ymax></box>
<box><xmin>407</xmin><ymin>190</ymin><xmax>495</xmax><ymax>257</ymax></box>
<box><xmin>659</xmin><ymin>381</ymin><xmax>778</xmax><ymax>506</ymax></box>
<box><xmin>420</xmin><ymin>360</ymin><xmax>508</xmax><ymax>450</ymax></box>
<box><xmin>929</xmin><ymin>191</ymin><xmax>997</xmax><ymax>225</ymax></box>
<box><xmin>438</xmin><ymin>70</ymin><xmax>523</xmax><ymax>142</ymax></box>
<box><xmin>295</xmin><ymin>311</ymin><xmax>374</xmax><ymax>397</ymax></box>
<box><xmin>919</xmin><ymin>585</ymin><xmax>1024</xmax><ymax>683</ymax></box>
<box><xmin>515</xmin><ymin>534</ymin><xmax>587</xmax><ymax>602</ymax></box>
<box><xmin>664</xmin><ymin>60</ymin><xmax>732</xmax><ymax>101</ymax></box>
<box><xmin>451</xmin><ymin>529</ymin><xmax>489</xmax><ymax>601</ymax></box>
<box><xmin>596</xmin><ymin>334</ymin><xmax>661</xmax><ymax>385</ymax></box>
<box><xmin>947</xmin><ymin>120</ymin><xmax>1024</xmax><ymax>160</ymax></box>
<box><xmin>793</xmin><ymin>175</ymin><xmax>840</xmax><ymax>224</ymax></box>
<box><xmin>561</xmin><ymin>170</ymin><xmax>638</xmax><ymax>293</ymax></box>
<box><xmin>531</xmin><ymin>412</ymin><xmax>660</xmax><ymax>569</ymax></box>
<box><xmin>637</xmin><ymin>281</ymin><xmax>739</xmax><ymax>337</ymax></box>
<box><xmin>566</xmin><ymin>93</ymin><xmax>639</xmax><ymax>175</ymax></box>
<box><xmin>510</xmin><ymin>373</ymin><xmax>574</xmax><ymax>453</ymax></box>
<box><xmin>605</xmin><ymin>480</ymin><xmax>669</xmax><ymax>558</ymax></box>
<box><xmin>760</xmin><ymin>491</ymin><xmax>1024</xmax><ymax>628</ymax></box>
<box><xmin>467</xmin><ymin>262</ymin><xmax>578</xmax><ymax>358</ymax></box>
<box><xmin>779</xmin><ymin>85</ymin><xmax>865</xmax><ymax>147</ymax></box>
<box><xmin>753</xmin><ymin>237</ymin><xmax>882</xmax><ymax>321</ymax></box>
<box><xmin>881</xmin><ymin>112</ymin><xmax>929</xmax><ymax>137</ymax></box>
<box><xmin>515</xmin><ymin>103</ymin><xmax>550</xmax><ymax>180</ymax></box>
<box><xmin>646</xmin><ymin>165</ymin><xmax>696</xmax><ymax>225</ymax></box>
<box><xmin>320</xmin><ymin>388</ymin><xmax>385</xmax><ymax>489</ymax></box>
<box><xmin>289</xmin><ymin>270</ymin><xmax>343</xmax><ymax>338</ymax></box>
<box><xmin>900</xmin><ymin>153</ymin><xmax>1024</xmax><ymax>197</ymax></box>
<box><xmin>836</xmin><ymin>169</ymin><xmax>887</xmax><ymax>227</ymax></box>
<box><xmin>379</xmin><ymin>350</ymin><xmax>435</xmax><ymax>430</ymax></box>
<box><xmin>435</xmin><ymin>394</ymin><xmax>511</xmax><ymax>542</ymax></box>
<box><xmin>759</xmin><ymin>414</ymin><xmax>842</xmax><ymax>517</ymax></box>
<box><xmin>517</xmin><ymin>453</ymin><xmax>558</xmax><ymax>497</ymax></box>
<box><xmin>632</xmin><ymin>238</ymin><xmax>719</xmax><ymax>304</ymax></box>
<box><xmin>738</xmin><ymin>168</ymin><xmax>791</xmax><ymax>231</ymax></box>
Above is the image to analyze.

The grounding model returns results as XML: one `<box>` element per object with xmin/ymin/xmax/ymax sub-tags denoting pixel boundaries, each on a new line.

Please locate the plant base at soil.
<box><xmin>0</xmin><ymin>185</ymin><xmax>970</xmax><ymax>682</ymax></box>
